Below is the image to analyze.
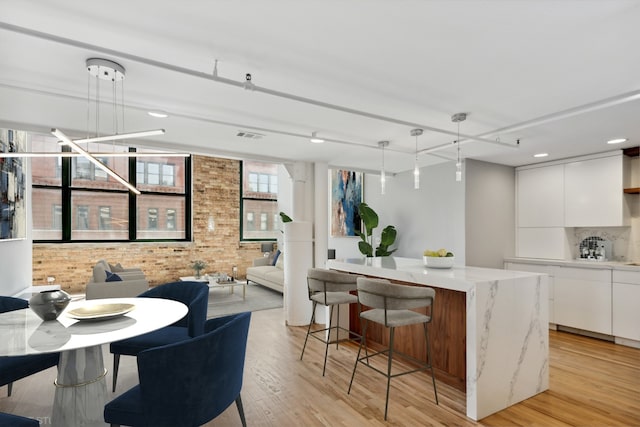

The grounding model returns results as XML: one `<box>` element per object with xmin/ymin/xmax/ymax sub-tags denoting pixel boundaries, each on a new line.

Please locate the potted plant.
<box><xmin>355</xmin><ymin>202</ymin><xmax>397</xmax><ymax>257</ymax></box>
<box><xmin>191</xmin><ymin>260</ymin><xmax>207</xmax><ymax>279</ymax></box>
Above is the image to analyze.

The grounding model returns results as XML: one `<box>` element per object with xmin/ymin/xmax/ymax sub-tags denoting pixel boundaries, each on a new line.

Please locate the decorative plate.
<box><xmin>67</xmin><ymin>303</ymin><xmax>135</xmax><ymax>321</ymax></box>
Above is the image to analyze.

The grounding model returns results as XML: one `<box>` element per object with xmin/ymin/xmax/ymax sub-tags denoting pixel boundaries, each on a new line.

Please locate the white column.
<box><xmin>283</xmin><ymin>221</ymin><xmax>313</xmax><ymax>325</ymax></box>
<box><xmin>314</xmin><ymin>162</ymin><xmax>329</xmax><ymax>268</ymax></box>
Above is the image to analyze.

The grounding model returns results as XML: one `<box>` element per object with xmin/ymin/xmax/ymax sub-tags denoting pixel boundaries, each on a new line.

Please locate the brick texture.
<box><xmin>33</xmin><ymin>156</ymin><xmax>263</xmax><ymax>294</ymax></box>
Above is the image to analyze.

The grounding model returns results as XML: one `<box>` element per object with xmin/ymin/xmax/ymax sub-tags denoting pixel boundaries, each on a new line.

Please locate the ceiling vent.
<box><xmin>236</xmin><ymin>131</ymin><xmax>264</xmax><ymax>139</ymax></box>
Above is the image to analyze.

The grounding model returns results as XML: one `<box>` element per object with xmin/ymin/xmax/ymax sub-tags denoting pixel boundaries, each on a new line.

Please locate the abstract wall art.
<box><xmin>1</xmin><ymin>129</ymin><xmax>27</xmax><ymax>240</ymax></box>
<box><xmin>330</xmin><ymin>169</ymin><xmax>362</xmax><ymax>237</ymax></box>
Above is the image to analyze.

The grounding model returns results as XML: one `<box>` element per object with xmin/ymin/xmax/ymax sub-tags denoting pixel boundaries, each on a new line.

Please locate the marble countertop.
<box><xmin>504</xmin><ymin>257</ymin><xmax>640</xmax><ymax>271</ymax></box>
<box><xmin>327</xmin><ymin>257</ymin><xmax>544</xmax><ymax>293</ymax></box>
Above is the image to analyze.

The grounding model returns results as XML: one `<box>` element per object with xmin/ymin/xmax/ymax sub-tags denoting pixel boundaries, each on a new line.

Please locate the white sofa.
<box><xmin>246</xmin><ymin>254</ymin><xmax>284</xmax><ymax>293</ymax></box>
<box><xmin>85</xmin><ymin>259</ymin><xmax>149</xmax><ymax>300</ymax></box>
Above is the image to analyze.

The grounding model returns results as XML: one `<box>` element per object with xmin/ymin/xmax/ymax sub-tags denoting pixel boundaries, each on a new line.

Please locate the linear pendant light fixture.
<box><xmin>378</xmin><ymin>140</ymin><xmax>389</xmax><ymax>195</ymax></box>
<box><xmin>52</xmin><ymin>128</ymin><xmax>141</xmax><ymax>194</ymax></box>
<box><xmin>410</xmin><ymin>128</ymin><xmax>423</xmax><ymax>189</ymax></box>
<box><xmin>452</xmin><ymin>113</ymin><xmax>467</xmax><ymax>182</ymax></box>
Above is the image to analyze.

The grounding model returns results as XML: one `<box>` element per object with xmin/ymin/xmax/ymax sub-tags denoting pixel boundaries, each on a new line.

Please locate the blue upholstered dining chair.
<box><xmin>0</xmin><ymin>412</ymin><xmax>40</xmax><ymax>427</ymax></box>
<box><xmin>104</xmin><ymin>312</ymin><xmax>252</xmax><ymax>427</ymax></box>
<box><xmin>109</xmin><ymin>281</ymin><xmax>209</xmax><ymax>391</ymax></box>
<box><xmin>0</xmin><ymin>296</ymin><xmax>60</xmax><ymax>397</ymax></box>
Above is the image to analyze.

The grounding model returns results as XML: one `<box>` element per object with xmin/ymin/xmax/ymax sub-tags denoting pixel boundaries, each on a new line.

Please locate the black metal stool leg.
<box><xmin>384</xmin><ymin>327</ymin><xmax>395</xmax><ymax>420</ymax></box>
<box><xmin>348</xmin><ymin>318</ymin><xmax>368</xmax><ymax>394</ymax></box>
<box><xmin>322</xmin><ymin>305</ymin><xmax>334</xmax><ymax>376</ymax></box>
<box><xmin>425</xmin><ymin>322</ymin><xmax>438</xmax><ymax>404</ymax></box>
<box><xmin>300</xmin><ymin>301</ymin><xmax>317</xmax><ymax>360</ymax></box>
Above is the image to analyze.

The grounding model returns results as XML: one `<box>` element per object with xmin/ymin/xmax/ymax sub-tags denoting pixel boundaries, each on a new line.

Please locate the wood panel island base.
<box><xmin>327</xmin><ymin>257</ymin><xmax>549</xmax><ymax>421</ymax></box>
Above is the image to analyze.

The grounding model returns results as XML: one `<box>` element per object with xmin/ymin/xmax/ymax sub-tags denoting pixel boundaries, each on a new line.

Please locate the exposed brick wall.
<box><xmin>33</xmin><ymin>156</ymin><xmax>263</xmax><ymax>294</ymax></box>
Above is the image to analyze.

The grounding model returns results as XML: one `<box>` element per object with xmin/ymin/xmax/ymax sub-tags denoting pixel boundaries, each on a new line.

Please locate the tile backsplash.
<box><xmin>572</xmin><ymin>224</ymin><xmax>638</xmax><ymax>262</ymax></box>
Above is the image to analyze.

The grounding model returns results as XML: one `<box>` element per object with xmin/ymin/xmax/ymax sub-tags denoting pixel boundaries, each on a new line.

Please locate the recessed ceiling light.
<box><xmin>606</xmin><ymin>138</ymin><xmax>627</xmax><ymax>144</ymax></box>
<box><xmin>310</xmin><ymin>131</ymin><xmax>325</xmax><ymax>143</ymax></box>
<box><xmin>147</xmin><ymin>110</ymin><xmax>168</xmax><ymax>118</ymax></box>
<box><xmin>533</xmin><ymin>153</ymin><xmax>549</xmax><ymax>158</ymax></box>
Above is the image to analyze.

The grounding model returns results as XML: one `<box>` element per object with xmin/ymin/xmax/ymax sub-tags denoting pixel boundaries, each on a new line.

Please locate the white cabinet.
<box><xmin>516</xmin><ymin>228</ymin><xmax>569</xmax><ymax>260</ymax></box>
<box><xmin>505</xmin><ymin>262</ymin><xmax>555</xmax><ymax>325</ymax></box>
<box><xmin>612</xmin><ymin>270</ymin><xmax>640</xmax><ymax>341</ymax></box>
<box><xmin>554</xmin><ymin>266</ymin><xmax>612</xmax><ymax>335</ymax></box>
<box><xmin>517</xmin><ymin>164</ymin><xmax>564</xmax><ymax>227</ymax></box>
<box><xmin>564</xmin><ymin>152</ymin><xmax>630</xmax><ymax>227</ymax></box>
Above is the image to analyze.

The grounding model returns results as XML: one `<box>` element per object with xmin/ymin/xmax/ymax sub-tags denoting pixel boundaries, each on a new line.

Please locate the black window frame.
<box><xmin>239</xmin><ymin>161</ymin><xmax>279</xmax><ymax>242</ymax></box>
<box><xmin>32</xmin><ymin>147</ymin><xmax>192</xmax><ymax>243</ymax></box>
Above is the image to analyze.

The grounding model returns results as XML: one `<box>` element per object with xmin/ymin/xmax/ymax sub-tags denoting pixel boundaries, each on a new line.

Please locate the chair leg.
<box><xmin>7</xmin><ymin>381</ymin><xmax>13</xmax><ymax>397</ymax></box>
<box><xmin>322</xmin><ymin>305</ymin><xmax>334</xmax><ymax>376</ymax></box>
<box><xmin>384</xmin><ymin>327</ymin><xmax>395</xmax><ymax>421</ymax></box>
<box><xmin>235</xmin><ymin>394</ymin><xmax>247</xmax><ymax>427</ymax></box>
<box><xmin>335</xmin><ymin>304</ymin><xmax>340</xmax><ymax>350</ymax></box>
<box><xmin>300</xmin><ymin>301</ymin><xmax>317</xmax><ymax>361</ymax></box>
<box><xmin>424</xmin><ymin>322</ymin><xmax>439</xmax><ymax>405</ymax></box>
<box><xmin>112</xmin><ymin>354</ymin><xmax>120</xmax><ymax>392</ymax></box>
<box><xmin>348</xmin><ymin>319</ymin><xmax>368</xmax><ymax>394</ymax></box>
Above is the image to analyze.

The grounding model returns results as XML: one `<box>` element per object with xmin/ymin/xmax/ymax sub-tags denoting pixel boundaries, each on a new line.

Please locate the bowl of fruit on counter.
<box><xmin>423</xmin><ymin>248</ymin><xmax>455</xmax><ymax>269</ymax></box>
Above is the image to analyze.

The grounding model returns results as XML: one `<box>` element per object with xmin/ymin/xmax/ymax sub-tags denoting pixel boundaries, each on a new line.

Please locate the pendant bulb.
<box><xmin>378</xmin><ymin>140</ymin><xmax>389</xmax><ymax>195</ymax></box>
<box><xmin>456</xmin><ymin>161</ymin><xmax>462</xmax><ymax>182</ymax></box>
<box><xmin>414</xmin><ymin>163</ymin><xmax>420</xmax><ymax>189</ymax></box>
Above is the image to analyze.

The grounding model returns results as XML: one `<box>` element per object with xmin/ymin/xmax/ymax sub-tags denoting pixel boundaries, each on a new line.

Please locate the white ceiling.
<box><xmin>1</xmin><ymin>0</ymin><xmax>639</xmax><ymax>174</ymax></box>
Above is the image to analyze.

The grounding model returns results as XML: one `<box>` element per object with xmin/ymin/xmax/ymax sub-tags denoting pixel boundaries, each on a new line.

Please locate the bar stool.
<box><xmin>300</xmin><ymin>268</ymin><xmax>360</xmax><ymax>376</ymax></box>
<box><xmin>348</xmin><ymin>277</ymin><xmax>438</xmax><ymax>420</ymax></box>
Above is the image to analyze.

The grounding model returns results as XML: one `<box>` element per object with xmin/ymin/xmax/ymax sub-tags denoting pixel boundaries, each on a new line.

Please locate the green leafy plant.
<box><xmin>279</xmin><ymin>212</ymin><xmax>293</xmax><ymax>223</ymax></box>
<box><xmin>191</xmin><ymin>260</ymin><xmax>207</xmax><ymax>278</ymax></box>
<box><xmin>355</xmin><ymin>202</ymin><xmax>397</xmax><ymax>257</ymax></box>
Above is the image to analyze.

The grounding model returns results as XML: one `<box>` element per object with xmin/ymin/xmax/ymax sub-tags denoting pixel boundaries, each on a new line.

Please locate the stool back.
<box><xmin>356</xmin><ymin>277</ymin><xmax>435</xmax><ymax>311</ymax></box>
<box><xmin>307</xmin><ymin>268</ymin><xmax>358</xmax><ymax>301</ymax></box>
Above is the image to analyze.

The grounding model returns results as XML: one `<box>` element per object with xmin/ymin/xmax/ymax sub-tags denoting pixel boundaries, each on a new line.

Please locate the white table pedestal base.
<box><xmin>52</xmin><ymin>345</ymin><xmax>108</xmax><ymax>427</ymax></box>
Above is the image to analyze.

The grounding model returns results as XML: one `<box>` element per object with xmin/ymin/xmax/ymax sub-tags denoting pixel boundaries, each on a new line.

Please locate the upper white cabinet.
<box><xmin>564</xmin><ymin>152</ymin><xmax>630</xmax><ymax>227</ymax></box>
<box><xmin>517</xmin><ymin>164</ymin><xmax>564</xmax><ymax>227</ymax></box>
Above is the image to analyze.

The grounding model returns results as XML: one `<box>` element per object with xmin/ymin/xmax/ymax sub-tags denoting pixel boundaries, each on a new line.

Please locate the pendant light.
<box><xmin>451</xmin><ymin>113</ymin><xmax>467</xmax><ymax>182</ymax></box>
<box><xmin>410</xmin><ymin>128</ymin><xmax>423</xmax><ymax>189</ymax></box>
<box><xmin>378</xmin><ymin>140</ymin><xmax>389</xmax><ymax>195</ymax></box>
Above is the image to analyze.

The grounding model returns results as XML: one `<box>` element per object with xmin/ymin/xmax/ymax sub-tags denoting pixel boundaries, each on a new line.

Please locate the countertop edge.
<box><xmin>504</xmin><ymin>257</ymin><xmax>640</xmax><ymax>271</ymax></box>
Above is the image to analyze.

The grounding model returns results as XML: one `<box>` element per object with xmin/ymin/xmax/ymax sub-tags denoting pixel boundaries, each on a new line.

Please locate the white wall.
<box><xmin>465</xmin><ymin>159</ymin><xmax>516</xmax><ymax>268</ymax></box>
<box><xmin>362</xmin><ymin>161</ymin><xmax>466</xmax><ymax>264</ymax></box>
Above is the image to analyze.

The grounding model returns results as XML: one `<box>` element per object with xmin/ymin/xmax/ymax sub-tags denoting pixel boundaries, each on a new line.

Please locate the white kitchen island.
<box><xmin>327</xmin><ymin>256</ymin><xmax>549</xmax><ymax>421</ymax></box>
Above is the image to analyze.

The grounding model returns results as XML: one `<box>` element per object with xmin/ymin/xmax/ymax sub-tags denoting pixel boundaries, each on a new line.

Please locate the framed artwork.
<box><xmin>1</xmin><ymin>129</ymin><xmax>27</xmax><ymax>240</ymax></box>
<box><xmin>330</xmin><ymin>169</ymin><xmax>363</xmax><ymax>237</ymax></box>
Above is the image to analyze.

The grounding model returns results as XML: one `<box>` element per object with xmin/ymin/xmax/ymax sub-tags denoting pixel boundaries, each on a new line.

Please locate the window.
<box><xmin>76</xmin><ymin>206</ymin><xmax>89</xmax><ymax>230</ymax></box>
<box><xmin>31</xmin><ymin>132</ymin><xmax>190</xmax><ymax>242</ymax></box>
<box><xmin>166</xmin><ymin>209</ymin><xmax>176</xmax><ymax>230</ymax></box>
<box><xmin>246</xmin><ymin>212</ymin><xmax>255</xmax><ymax>231</ymax></box>
<box><xmin>52</xmin><ymin>205</ymin><xmax>62</xmax><ymax>229</ymax></box>
<box><xmin>148</xmin><ymin>208</ymin><xmax>158</xmax><ymax>230</ymax></box>
<box><xmin>99</xmin><ymin>206</ymin><xmax>111</xmax><ymax>230</ymax></box>
<box><xmin>137</xmin><ymin>161</ymin><xmax>176</xmax><ymax>188</ymax></box>
<box><xmin>162</xmin><ymin>165</ymin><xmax>175</xmax><ymax>186</ymax></box>
<box><xmin>148</xmin><ymin>163</ymin><xmax>160</xmax><ymax>185</ymax></box>
<box><xmin>260</xmin><ymin>212</ymin><xmax>268</xmax><ymax>231</ymax></box>
<box><xmin>241</xmin><ymin>161</ymin><xmax>279</xmax><ymax>240</ymax></box>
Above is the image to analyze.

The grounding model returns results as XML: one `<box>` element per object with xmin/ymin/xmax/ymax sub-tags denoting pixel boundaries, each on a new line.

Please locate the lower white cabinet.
<box><xmin>553</xmin><ymin>267</ymin><xmax>611</xmax><ymax>335</ymax></box>
<box><xmin>612</xmin><ymin>270</ymin><xmax>640</xmax><ymax>341</ymax></box>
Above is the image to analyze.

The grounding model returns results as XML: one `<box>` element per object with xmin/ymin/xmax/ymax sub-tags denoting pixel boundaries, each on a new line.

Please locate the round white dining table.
<box><xmin>0</xmin><ymin>297</ymin><xmax>188</xmax><ymax>427</ymax></box>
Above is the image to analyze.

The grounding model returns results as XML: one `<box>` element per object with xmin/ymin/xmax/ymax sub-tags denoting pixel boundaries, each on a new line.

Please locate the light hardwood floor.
<box><xmin>1</xmin><ymin>308</ymin><xmax>639</xmax><ymax>426</ymax></box>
